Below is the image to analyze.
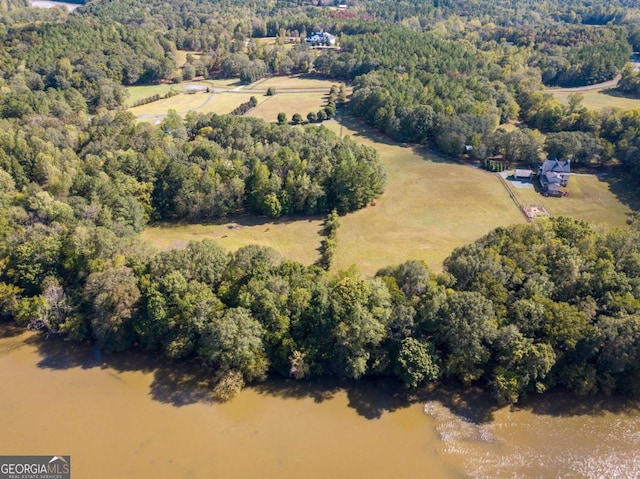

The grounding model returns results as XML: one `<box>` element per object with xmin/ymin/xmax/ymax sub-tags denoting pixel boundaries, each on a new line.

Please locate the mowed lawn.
<box><xmin>252</xmin><ymin>37</ymin><xmax>297</xmax><ymax>50</ymax></box>
<box><xmin>244</xmin><ymin>75</ymin><xmax>341</xmax><ymax>91</ymax></box>
<box><xmin>174</xmin><ymin>50</ymin><xmax>202</xmax><ymax>68</ymax></box>
<box><xmin>248</xmin><ymin>93</ymin><xmax>329</xmax><ymax>123</ymax></box>
<box><xmin>321</xmin><ymin>118</ymin><xmax>526</xmax><ymax>273</ymax></box>
<box><xmin>125</xmin><ymin>84</ymin><xmax>179</xmax><ymax>108</ymax></box>
<box><xmin>506</xmin><ymin>174</ymin><xmax>633</xmax><ymax>228</ymax></box>
<box><xmin>198</xmin><ymin>92</ymin><xmax>270</xmax><ymax>115</ymax></box>
<box><xmin>550</xmin><ymin>89</ymin><xmax>640</xmax><ymax>111</ymax></box>
<box><xmin>127</xmin><ymin>76</ymin><xmax>333</xmax><ymax>119</ymax></box>
<box><xmin>129</xmin><ymin>91</ymin><xmax>212</xmax><ymax>117</ymax></box>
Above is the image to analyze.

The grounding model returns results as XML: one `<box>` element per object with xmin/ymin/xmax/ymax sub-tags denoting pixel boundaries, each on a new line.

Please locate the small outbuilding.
<box><xmin>514</xmin><ymin>169</ymin><xmax>533</xmax><ymax>180</ymax></box>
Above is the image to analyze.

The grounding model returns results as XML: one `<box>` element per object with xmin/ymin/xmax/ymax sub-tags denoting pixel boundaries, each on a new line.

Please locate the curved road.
<box><xmin>544</xmin><ymin>75</ymin><xmax>621</xmax><ymax>93</ymax></box>
<box><xmin>544</xmin><ymin>61</ymin><xmax>640</xmax><ymax>93</ymax></box>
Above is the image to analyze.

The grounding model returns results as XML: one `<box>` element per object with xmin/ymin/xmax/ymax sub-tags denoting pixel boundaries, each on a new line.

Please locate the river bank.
<box><xmin>2</xmin><ymin>327</ymin><xmax>640</xmax><ymax>478</ymax></box>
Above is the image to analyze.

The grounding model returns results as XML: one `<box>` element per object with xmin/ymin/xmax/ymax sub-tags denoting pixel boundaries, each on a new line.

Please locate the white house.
<box><xmin>306</xmin><ymin>31</ymin><xmax>336</xmax><ymax>46</ymax></box>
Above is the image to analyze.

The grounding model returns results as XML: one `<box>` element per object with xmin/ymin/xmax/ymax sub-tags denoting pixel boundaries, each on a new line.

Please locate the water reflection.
<box><xmin>2</xmin><ymin>329</ymin><xmax>460</xmax><ymax>479</ymax></box>
<box><xmin>25</xmin><ymin>329</ymin><xmax>640</xmax><ymax>419</ymax></box>
<box><xmin>4</xmin><ymin>328</ymin><xmax>640</xmax><ymax>478</ymax></box>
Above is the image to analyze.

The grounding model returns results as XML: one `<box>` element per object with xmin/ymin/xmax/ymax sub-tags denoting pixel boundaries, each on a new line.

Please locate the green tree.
<box><xmin>199</xmin><ymin>307</ymin><xmax>269</xmax><ymax>382</ymax></box>
<box><xmin>395</xmin><ymin>337</ymin><xmax>440</xmax><ymax>388</ymax></box>
<box><xmin>434</xmin><ymin>291</ymin><xmax>498</xmax><ymax>384</ymax></box>
<box><xmin>137</xmin><ymin>271</ymin><xmax>224</xmax><ymax>358</ymax></box>
<box><xmin>84</xmin><ymin>266</ymin><xmax>141</xmax><ymax>352</ymax></box>
<box><xmin>328</xmin><ymin>274</ymin><xmax>390</xmax><ymax>378</ymax></box>
<box><xmin>492</xmin><ymin>325</ymin><xmax>556</xmax><ymax>404</ymax></box>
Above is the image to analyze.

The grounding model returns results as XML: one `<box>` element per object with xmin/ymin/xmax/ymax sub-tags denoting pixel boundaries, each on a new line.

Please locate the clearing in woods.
<box><xmin>140</xmin><ymin>93</ymin><xmax>634</xmax><ymax>275</ymax></box>
<box><xmin>143</xmin><ymin>117</ymin><xmax>633</xmax><ymax>274</ymax></box>
<box><xmin>128</xmin><ymin>75</ymin><xmax>342</xmax><ymax>123</ymax></box>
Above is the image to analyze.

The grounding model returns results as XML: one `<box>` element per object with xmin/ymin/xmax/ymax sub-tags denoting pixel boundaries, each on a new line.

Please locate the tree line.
<box><xmin>0</xmin><ymin>0</ymin><xmax>639</xmax><ymax>404</ymax></box>
<box><xmin>2</xmin><ymin>163</ymin><xmax>640</xmax><ymax>403</ymax></box>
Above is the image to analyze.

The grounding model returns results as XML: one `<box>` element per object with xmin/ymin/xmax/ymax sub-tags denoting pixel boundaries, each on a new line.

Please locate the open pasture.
<box><xmin>143</xmin><ymin>216</ymin><xmax>325</xmax><ymax>266</ymax></box>
<box><xmin>174</xmin><ymin>50</ymin><xmax>202</xmax><ymax>68</ymax></box>
<box><xmin>196</xmin><ymin>92</ymin><xmax>269</xmax><ymax>116</ymax></box>
<box><xmin>244</xmin><ymin>75</ymin><xmax>342</xmax><ymax>91</ymax></box>
<box><xmin>128</xmin><ymin>76</ymin><xmax>335</xmax><ymax>120</ymax></box>
<box><xmin>128</xmin><ymin>89</ymin><xmax>212</xmax><ymax>117</ymax></box>
<box><xmin>252</xmin><ymin>37</ymin><xmax>298</xmax><ymax>50</ymax></box>
<box><xmin>125</xmin><ymin>84</ymin><xmax>180</xmax><ymax>107</ymax></box>
<box><xmin>550</xmin><ymin>89</ymin><xmax>640</xmax><ymax>111</ymax></box>
<box><xmin>248</xmin><ymin>93</ymin><xmax>330</xmax><ymax>123</ymax></box>
<box><xmin>142</xmin><ymin>120</ymin><xmax>635</xmax><ymax>275</ymax></box>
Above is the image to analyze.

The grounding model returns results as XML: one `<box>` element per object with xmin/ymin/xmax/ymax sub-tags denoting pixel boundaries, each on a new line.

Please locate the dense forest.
<box><xmin>1</xmin><ymin>0</ymin><xmax>640</xmax><ymax>403</ymax></box>
<box><xmin>3</xmin><ymin>152</ymin><xmax>640</xmax><ymax>403</ymax></box>
<box><xmin>1</xmin><ymin>0</ymin><xmax>638</xmax><ymax>161</ymax></box>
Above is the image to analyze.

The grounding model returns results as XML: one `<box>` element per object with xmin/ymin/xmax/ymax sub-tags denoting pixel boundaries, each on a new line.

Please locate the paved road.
<box><xmin>544</xmin><ymin>74</ymin><xmax>621</xmax><ymax>93</ymax></box>
<box><xmin>544</xmin><ymin>62</ymin><xmax>640</xmax><ymax>93</ymax></box>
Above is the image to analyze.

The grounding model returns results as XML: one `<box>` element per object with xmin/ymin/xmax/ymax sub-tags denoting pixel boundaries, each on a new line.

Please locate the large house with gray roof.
<box><xmin>539</xmin><ymin>159</ymin><xmax>570</xmax><ymax>196</ymax></box>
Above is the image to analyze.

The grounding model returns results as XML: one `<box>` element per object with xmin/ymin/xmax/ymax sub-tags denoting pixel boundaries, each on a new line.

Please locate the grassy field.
<box><xmin>128</xmin><ymin>76</ymin><xmax>334</xmax><ymax>119</ymax></box>
<box><xmin>248</xmin><ymin>93</ymin><xmax>330</xmax><ymax>123</ymax></box>
<box><xmin>550</xmin><ymin>89</ymin><xmax>640</xmax><ymax>111</ymax></box>
<box><xmin>321</xmin><ymin>118</ymin><xmax>528</xmax><ymax>273</ymax></box>
<box><xmin>129</xmin><ymin>90</ymin><xmax>213</xmax><ymax>117</ymax></box>
<box><xmin>504</xmin><ymin>173</ymin><xmax>633</xmax><ymax>228</ymax></box>
<box><xmin>174</xmin><ymin>51</ymin><xmax>202</xmax><ymax>68</ymax></box>
<box><xmin>125</xmin><ymin>84</ymin><xmax>180</xmax><ymax>107</ymax></box>
<box><xmin>208</xmin><ymin>78</ymin><xmax>243</xmax><ymax>89</ymax></box>
<box><xmin>141</xmin><ymin>120</ymin><xmax>635</xmax><ymax>276</ymax></box>
<box><xmin>497</xmin><ymin>122</ymin><xmax>519</xmax><ymax>132</ymax></box>
<box><xmin>197</xmin><ymin>92</ymin><xmax>270</xmax><ymax>116</ymax></box>
<box><xmin>244</xmin><ymin>75</ymin><xmax>342</xmax><ymax>91</ymax></box>
<box><xmin>252</xmin><ymin>37</ymin><xmax>297</xmax><ymax>50</ymax></box>
<box><xmin>143</xmin><ymin>216</ymin><xmax>325</xmax><ymax>266</ymax></box>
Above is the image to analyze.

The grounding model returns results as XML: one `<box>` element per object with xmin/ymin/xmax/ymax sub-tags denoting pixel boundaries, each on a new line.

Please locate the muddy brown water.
<box><xmin>1</xmin><ymin>329</ymin><xmax>639</xmax><ymax>478</ymax></box>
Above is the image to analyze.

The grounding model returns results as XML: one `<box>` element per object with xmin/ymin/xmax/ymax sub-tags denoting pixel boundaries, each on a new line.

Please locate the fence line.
<box><xmin>497</xmin><ymin>174</ymin><xmax>531</xmax><ymax>222</ymax></box>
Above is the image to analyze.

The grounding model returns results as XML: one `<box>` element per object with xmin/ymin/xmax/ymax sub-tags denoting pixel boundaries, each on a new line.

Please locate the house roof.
<box><xmin>545</xmin><ymin>171</ymin><xmax>566</xmax><ymax>184</ymax></box>
<box><xmin>540</xmin><ymin>159</ymin><xmax>570</xmax><ymax>175</ymax></box>
<box><xmin>514</xmin><ymin>169</ymin><xmax>533</xmax><ymax>178</ymax></box>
